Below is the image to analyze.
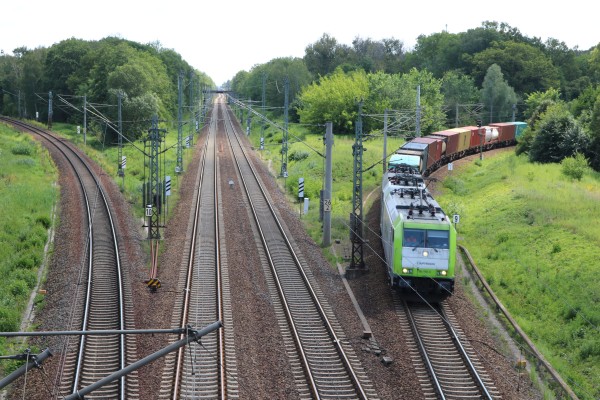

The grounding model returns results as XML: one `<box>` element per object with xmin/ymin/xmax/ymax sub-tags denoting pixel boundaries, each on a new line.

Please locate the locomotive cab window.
<box><xmin>403</xmin><ymin>228</ymin><xmax>449</xmax><ymax>249</ymax></box>
<box><xmin>403</xmin><ymin>229</ymin><xmax>425</xmax><ymax>247</ymax></box>
<box><xmin>427</xmin><ymin>230</ymin><xmax>449</xmax><ymax>249</ymax></box>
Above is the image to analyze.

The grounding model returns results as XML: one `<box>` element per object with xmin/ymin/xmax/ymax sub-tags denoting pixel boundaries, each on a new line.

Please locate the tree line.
<box><xmin>2</xmin><ymin>21</ymin><xmax>600</xmax><ymax>171</ymax></box>
<box><xmin>0</xmin><ymin>37</ymin><xmax>214</xmax><ymax>141</ymax></box>
<box><xmin>230</xmin><ymin>21</ymin><xmax>600</xmax><ymax>171</ymax></box>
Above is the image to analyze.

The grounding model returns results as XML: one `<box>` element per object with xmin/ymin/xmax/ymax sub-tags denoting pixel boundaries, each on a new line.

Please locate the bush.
<box><xmin>561</xmin><ymin>153</ymin><xmax>588</xmax><ymax>181</ymax></box>
<box><xmin>11</xmin><ymin>144</ymin><xmax>33</xmax><ymax>156</ymax></box>
<box><xmin>9</xmin><ymin>279</ymin><xmax>29</xmax><ymax>296</ymax></box>
<box><xmin>289</xmin><ymin>149</ymin><xmax>310</xmax><ymax>162</ymax></box>
<box><xmin>0</xmin><ymin>306</ymin><xmax>19</xmax><ymax>331</ymax></box>
<box><xmin>35</xmin><ymin>215</ymin><xmax>52</xmax><ymax>230</ymax></box>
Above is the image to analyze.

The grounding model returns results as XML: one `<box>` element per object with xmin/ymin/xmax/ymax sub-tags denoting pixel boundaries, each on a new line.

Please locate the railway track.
<box><xmin>395</xmin><ymin>295</ymin><xmax>500</xmax><ymax>400</ymax></box>
<box><xmin>0</xmin><ymin>117</ymin><xmax>138</xmax><ymax>399</ymax></box>
<box><xmin>159</xmin><ymin>102</ymin><xmax>238</xmax><ymax>399</ymax></box>
<box><xmin>221</xmin><ymin>99</ymin><xmax>376</xmax><ymax>399</ymax></box>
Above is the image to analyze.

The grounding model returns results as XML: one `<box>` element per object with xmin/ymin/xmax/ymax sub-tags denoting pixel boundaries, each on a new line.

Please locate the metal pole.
<box><xmin>47</xmin><ymin>91</ymin><xmax>53</xmax><ymax>129</ymax></box>
<box><xmin>455</xmin><ymin>103</ymin><xmax>459</xmax><ymax>127</ymax></box>
<box><xmin>17</xmin><ymin>90</ymin><xmax>21</xmax><ymax>119</ymax></box>
<box><xmin>176</xmin><ymin>71</ymin><xmax>184</xmax><ymax>174</ymax></box>
<box><xmin>0</xmin><ymin>349</ymin><xmax>52</xmax><ymax>389</ymax></box>
<box><xmin>0</xmin><ymin>328</ymin><xmax>191</xmax><ymax>337</ymax></box>
<box><xmin>281</xmin><ymin>77</ymin><xmax>289</xmax><ymax>178</ymax></box>
<box><xmin>83</xmin><ymin>94</ymin><xmax>87</xmax><ymax>145</ymax></box>
<box><xmin>260</xmin><ymin>73</ymin><xmax>266</xmax><ymax>150</ymax></box>
<box><xmin>323</xmin><ymin>122</ymin><xmax>333</xmax><ymax>247</ymax></box>
<box><xmin>65</xmin><ymin>322</ymin><xmax>222</xmax><ymax>400</ymax></box>
<box><xmin>118</xmin><ymin>91</ymin><xmax>124</xmax><ymax>180</ymax></box>
<box><xmin>416</xmin><ymin>85</ymin><xmax>421</xmax><ymax>137</ymax></box>
<box><xmin>383</xmin><ymin>109</ymin><xmax>388</xmax><ymax>175</ymax></box>
<box><xmin>349</xmin><ymin>101</ymin><xmax>365</xmax><ymax>270</ymax></box>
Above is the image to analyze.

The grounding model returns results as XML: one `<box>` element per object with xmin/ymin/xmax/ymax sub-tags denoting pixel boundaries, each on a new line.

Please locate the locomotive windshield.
<box><xmin>403</xmin><ymin>228</ymin><xmax>449</xmax><ymax>249</ymax></box>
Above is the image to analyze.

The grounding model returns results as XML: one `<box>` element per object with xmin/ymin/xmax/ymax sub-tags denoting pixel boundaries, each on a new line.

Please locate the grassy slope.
<box><xmin>0</xmin><ymin>123</ymin><xmax>58</xmax><ymax>365</ymax></box>
<box><xmin>437</xmin><ymin>152</ymin><xmax>600</xmax><ymax>400</ymax></box>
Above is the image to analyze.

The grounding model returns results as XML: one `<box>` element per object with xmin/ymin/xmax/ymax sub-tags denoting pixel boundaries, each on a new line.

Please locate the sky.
<box><xmin>2</xmin><ymin>0</ymin><xmax>598</xmax><ymax>86</ymax></box>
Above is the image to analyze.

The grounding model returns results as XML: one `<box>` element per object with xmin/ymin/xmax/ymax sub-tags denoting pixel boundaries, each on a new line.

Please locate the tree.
<box><xmin>232</xmin><ymin>58</ymin><xmax>312</xmax><ymax>119</ymax></box>
<box><xmin>404</xmin><ymin>31</ymin><xmax>462</xmax><ymax>78</ymax></box>
<box><xmin>366</xmin><ymin>69</ymin><xmax>446</xmax><ymax>134</ymax></box>
<box><xmin>441</xmin><ymin>70</ymin><xmax>480</xmax><ymax>124</ymax></box>
<box><xmin>106</xmin><ymin>51</ymin><xmax>171</xmax><ymax>139</ymax></box>
<box><xmin>480</xmin><ymin>64</ymin><xmax>518</xmax><ymax>123</ymax></box>
<box><xmin>516</xmin><ymin>89</ymin><xmax>560</xmax><ymax>155</ymax></box>
<box><xmin>529</xmin><ymin>104</ymin><xmax>590</xmax><ymax>163</ymax></box>
<box><xmin>304</xmin><ymin>33</ymin><xmax>351</xmax><ymax>77</ymax></box>
<box><xmin>471</xmin><ymin>41</ymin><xmax>560</xmax><ymax>95</ymax></box>
<box><xmin>589</xmin><ymin>44</ymin><xmax>600</xmax><ymax>83</ymax></box>
<box><xmin>561</xmin><ymin>153</ymin><xmax>588</xmax><ymax>181</ymax></box>
<box><xmin>296</xmin><ymin>68</ymin><xmax>369</xmax><ymax>134</ymax></box>
<box><xmin>523</xmin><ymin>88</ymin><xmax>561</xmax><ymax>119</ymax></box>
<box><xmin>44</xmin><ymin>38</ymin><xmax>91</xmax><ymax>94</ymax></box>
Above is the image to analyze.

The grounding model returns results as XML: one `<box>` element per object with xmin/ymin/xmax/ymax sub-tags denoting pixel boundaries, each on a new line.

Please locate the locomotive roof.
<box><xmin>382</xmin><ymin>169</ymin><xmax>449</xmax><ymax>224</ymax></box>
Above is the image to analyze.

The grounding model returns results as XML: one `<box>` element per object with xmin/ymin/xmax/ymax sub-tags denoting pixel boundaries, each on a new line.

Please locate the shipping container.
<box><xmin>460</xmin><ymin>126</ymin><xmax>484</xmax><ymax>149</ymax></box>
<box><xmin>412</xmin><ymin>137</ymin><xmax>443</xmax><ymax>171</ymax></box>
<box><xmin>428</xmin><ymin>130</ymin><xmax>459</xmax><ymax>157</ymax></box>
<box><xmin>396</xmin><ymin>148</ymin><xmax>427</xmax><ymax>174</ymax></box>
<box><xmin>513</xmin><ymin>121</ymin><xmax>527</xmax><ymax>140</ymax></box>
<box><xmin>490</xmin><ymin>122</ymin><xmax>516</xmax><ymax>142</ymax></box>
<box><xmin>447</xmin><ymin>127</ymin><xmax>472</xmax><ymax>153</ymax></box>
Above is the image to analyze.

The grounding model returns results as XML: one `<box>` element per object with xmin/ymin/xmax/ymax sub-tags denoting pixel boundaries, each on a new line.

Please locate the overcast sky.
<box><xmin>3</xmin><ymin>0</ymin><xmax>598</xmax><ymax>86</ymax></box>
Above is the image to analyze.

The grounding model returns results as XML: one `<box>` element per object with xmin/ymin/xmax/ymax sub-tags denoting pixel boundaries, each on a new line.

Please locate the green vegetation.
<box><xmin>0</xmin><ymin>123</ymin><xmax>58</xmax><ymax>364</ymax></box>
<box><xmin>437</xmin><ymin>151</ymin><xmax>600</xmax><ymax>399</ymax></box>
<box><xmin>1</xmin><ymin>37</ymin><xmax>213</xmax><ymax>142</ymax></box>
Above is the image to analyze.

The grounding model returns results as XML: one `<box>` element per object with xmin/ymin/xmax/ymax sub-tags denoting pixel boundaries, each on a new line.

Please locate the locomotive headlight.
<box><xmin>402</xmin><ymin>268</ymin><xmax>413</xmax><ymax>274</ymax></box>
<box><xmin>422</xmin><ymin>250</ymin><xmax>429</xmax><ymax>257</ymax></box>
<box><xmin>441</xmin><ymin>270</ymin><xmax>447</xmax><ymax>276</ymax></box>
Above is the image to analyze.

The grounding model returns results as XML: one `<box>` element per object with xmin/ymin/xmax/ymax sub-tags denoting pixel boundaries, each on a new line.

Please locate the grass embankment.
<box><xmin>0</xmin><ymin>123</ymin><xmax>58</xmax><ymax>369</ymax></box>
<box><xmin>437</xmin><ymin>152</ymin><xmax>600</xmax><ymax>400</ymax></box>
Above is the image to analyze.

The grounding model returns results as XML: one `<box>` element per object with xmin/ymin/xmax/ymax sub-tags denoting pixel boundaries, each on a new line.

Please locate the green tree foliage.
<box><xmin>106</xmin><ymin>50</ymin><xmax>172</xmax><ymax>138</ymax></box>
<box><xmin>231</xmin><ymin>57</ymin><xmax>312</xmax><ymax>119</ymax></box>
<box><xmin>529</xmin><ymin>104</ymin><xmax>590</xmax><ymax>163</ymax></box>
<box><xmin>589</xmin><ymin>44</ymin><xmax>600</xmax><ymax>83</ymax></box>
<box><xmin>523</xmin><ymin>88</ymin><xmax>561</xmax><ymax>119</ymax></box>
<box><xmin>304</xmin><ymin>34</ymin><xmax>347</xmax><ymax>77</ymax></box>
<box><xmin>44</xmin><ymin>38</ymin><xmax>91</xmax><ymax>94</ymax></box>
<box><xmin>441</xmin><ymin>70</ymin><xmax>480</xmax><ymax>124</ymax></box>
<box><xmin>0</xmin><ymin>36</ymin><xmax>213</xmax><ymax>141</ymax></box>
<box><xmin>544</xmin><ymin>38</ymin><xmax>587</xmax><ymax>100</ymax></box>
<box><xmin>586</xmin><ymin>94</ymin><xmax>600</xmax><ymax>170</ymax></box>
<box><xmin>516</xmin><ymin>89</ymin><xmax>561</xmax><ymax>155</ymax></box>
<box><xmin>405</xmin><ymin>32</ymin><xmax>462</xmax><ymax>78</ymax></box>
<box><xmin>471</xmin><ymin>41</ymin><xmax>560</xmax><ymax>95</ymax></box>
<box><xmin>561</xmin><ymin>153</ymin><xmax>589</xmax><ymax>181</ymax></box>
<box><xmin>304</xmin><ymin>33</ymin><xmax>406</xmax><ymax>78</ymax></box>
<box><xmin>480</xmin><ymin>64</ymin><xmax>518</xmax><ymax>123</ymax></box>
<box><xmin>349</xmin><ymin>36</ymin><xmax>405</xmax><ymax>74</ymax></box>
<box><xmin>296</xmin><ymin>69</ymin><xmax>369</xmax><ymax>134</ymax></box>
<box><xmin>366</xmin><ymin>69</ymin><xmax>446</xmax><ymax>134</ymax></box>
<box><xmin>0</xmin><ymin>47</ymin><xmax>48</xmax><ymax>119</ymax></box>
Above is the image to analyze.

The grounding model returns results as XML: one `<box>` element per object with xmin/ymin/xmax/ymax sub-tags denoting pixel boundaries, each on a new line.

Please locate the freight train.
<box><xmin>380</xmin><ymin>121</ymin><xmax>526</xmax><ymax>299</ymax></box>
